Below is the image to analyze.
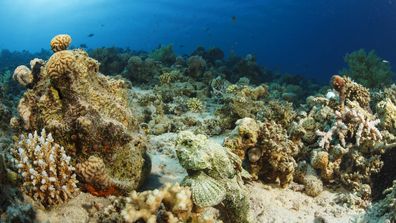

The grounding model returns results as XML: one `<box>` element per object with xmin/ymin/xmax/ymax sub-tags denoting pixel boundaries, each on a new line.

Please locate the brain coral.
<box><xmin>50</xmin><ymin>34</ymin><xmax>72</xmax><ymax>53</ymax></box>
<box><xmin>12</xmin><ymin>35</ymin><xmax>151</xmax><ymax>194</ymax></box>
<box><xmin>12</xmin><ymin>129</ymin><xmax>79</xmax><ymax>207</ymax></box>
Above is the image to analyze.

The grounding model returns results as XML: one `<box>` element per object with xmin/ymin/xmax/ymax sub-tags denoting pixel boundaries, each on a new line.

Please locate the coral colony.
<box><xmin>0</xmin><ymin>34</ymin><xmax>396</xmax><ymax>222</ymax></box>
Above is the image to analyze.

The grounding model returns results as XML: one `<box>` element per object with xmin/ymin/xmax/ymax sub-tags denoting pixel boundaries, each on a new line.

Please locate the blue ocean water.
<box><xmin>0</xmin><ymin>0</ymin><xmax>395</xmax><ymax>82</ymax></box>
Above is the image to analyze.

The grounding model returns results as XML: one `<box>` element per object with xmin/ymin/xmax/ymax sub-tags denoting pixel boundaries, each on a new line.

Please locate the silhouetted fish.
<box><xmin>88</xmin><ymin>33</ymin><xmax>94</xmax><ymax>38</ymax></box>
<box><xmin>232</xmin><ymin>15</ymin><xmax>237</xmax><ymax>23</ymax></box>
<box><xmin>80</xmin><ymin>43</ymin><xmax>87</xmax><ymax>48</ymax></box>
<box><xmin>179</xmin><ymin>44</ymin><xmax>184</xmax><ymax>48</ymax></box>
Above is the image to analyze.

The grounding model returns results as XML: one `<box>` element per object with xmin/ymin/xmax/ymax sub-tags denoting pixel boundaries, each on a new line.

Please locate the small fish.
<box><xmin>88</xmin><ymin>33</ymin><xmax>94</xmax><ymax>38</ymax></box>
<box><xmin>231</xmin><ymin>15</ymin><xmax>237</xmax><ymax>23</ymax></box>
<box><xmin>179</xmin><ymin>44</ymin><xmax>184</xmax><ymax>48</ymax></box>
<box><xmin>382</xmin><ymin>60</ymin><xmax>389</xmax><ymax>63</ymax></box>
<box><xmin>100</xmin><ymin>24</ymin><xmax>104</xmax><ymax>27</ymax></box>
<box><xmin>80</xmin><ymin>43</ymin><xmax>87</xmax><ymax>48</ymax></box>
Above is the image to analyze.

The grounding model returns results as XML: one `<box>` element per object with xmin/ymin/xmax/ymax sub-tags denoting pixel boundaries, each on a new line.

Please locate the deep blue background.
<box><xmin>0</xmin><ymin>0</ymin><xmax>395</xmax><ymax>82</ymax></box>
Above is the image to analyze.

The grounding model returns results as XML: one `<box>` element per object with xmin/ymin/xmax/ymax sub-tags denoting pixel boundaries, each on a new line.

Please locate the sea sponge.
<box><xmin>331</xmin><ymin>74</ymin><xmax>346</xmax><ymax>110</ymax></box>
<box><xmin>12</xmin><ymin>129</ymin><xmax>79</xmax><ymax>207</ymax></box>
<box><xmin>98</xmin><ymin>183</ymin><xmax>221</xmax><ymax>223</ymax></box>
<box><xmin>50</xmin><ymin>34</ymin><xmax>72</xmax><ymax>52</ymax></box>
<box><xmin>13</xmin><ymin>65</ymin><xmax>33</xmax><ymax>86</ymax></box>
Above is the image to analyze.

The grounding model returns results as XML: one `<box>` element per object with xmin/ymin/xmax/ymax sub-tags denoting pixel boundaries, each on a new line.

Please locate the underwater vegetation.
<box><xmin>0</xmin><ymin>34</ymin><xmax>396</xmax><ymax>222</ymax></box>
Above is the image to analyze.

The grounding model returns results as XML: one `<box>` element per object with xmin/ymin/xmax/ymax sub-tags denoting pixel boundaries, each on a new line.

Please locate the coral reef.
<box><xmin>176</xmin><ymin>131</ymin><xmax>252</xmax><ymax>223</ymax></box>
<box><xmin>12</xmin><ymin>35</ymin><xmax>150</xmax><ymax>194</ymax></box>
<box><xmin>224</xmin><ymin>118</ymin><xmax>301</xmax><ymax>188</ymax></box>
<box><xmin>123</xmin><ymin>55</ymin><xmax>161</xmax><ymax>84</ymax></box>
<box><xmin>216</xmin><ymin>83</ymin><xmax>268</xmax><ymax>129</ymax></box>
<box><xmin>89</xmin><ymin>47</ymin><xmax>131</xmax><ymax>75</ymax></box>
<box><xmin>149</xmin><ymin>44</ymin><xmax>176</xmax><ymax>66</ymax></box>
<box><xmin>341</xmin><ymin>49</ymin><xmax>394</xmax><ymax>88</ymax></box>
<box><xmin>98</xmin><ymin>183</ymin><xmax>221</xmax><ymax>223</ymax></box>
<box><xmin>50</xmin><ymin>34</ymin><xmax>72</xmax><ymax>53</ymax></box>
<box><xmin>12</xmin><ymin>129</ymin><xmax>79</xmax><ymax>207</ymax></box>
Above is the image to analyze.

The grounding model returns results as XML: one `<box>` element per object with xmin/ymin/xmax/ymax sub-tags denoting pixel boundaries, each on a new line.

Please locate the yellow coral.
<box><xmin>12</xmin><ymin>129</ymin><xmax>79</xmax><ymax>207</ymax></box>
<box><xmin>50</xmin><ymin>34</ymin><xmax>72</xmax><ymax>52</ymax></box>
<box><xmin>187</xmin><ymin>97</ymin><xmax>204</xmax><ymax>113</ymax></box>
<box><xmin>45</xmin><ymin>50</ymin><xmax>76</xmax><ymax>78</ymax></box>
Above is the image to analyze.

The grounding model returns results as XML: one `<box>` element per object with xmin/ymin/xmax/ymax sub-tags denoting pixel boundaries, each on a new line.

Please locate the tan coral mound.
<box><xmin>12</xmin><ymin>129</ymin><xmax>79</xmax><ymax>207</ymax></box>
<box><xmin>224</xmin><ymin>118</ymin><xmax>301</xmax><ymax>188</ymax></box>
<box><xmin>50</xmin><ymin>34</ymin><xmax>72</xmax><ymax>52</ymax></box>
<box><xmin>98</xmin><ymin>183</ymin><xmax>221</xmax><ymax>223</ymax></box>
<box><xmin>13</xmin><ymin>35</ymin><xmax>150</xmax><ymax>194</ymax></box>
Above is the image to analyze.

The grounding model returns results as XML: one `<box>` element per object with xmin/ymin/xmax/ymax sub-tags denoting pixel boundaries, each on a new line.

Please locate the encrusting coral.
<box><xmin>12</xmin><ymin>34</ymin><xmax>151</xmax><ymax>195</ymax></box>
<box><xmin>98</xmin><ymin>183</ymin><xmax>222</xmax><ymax>223</ymax></box>
<box><xmin>12</xmin><ymin>129</ymin><xmax>79</xmax><ymax>207</ymax></box>
<box><xmin>224</xmin><ymin>118</ymin><xmax>301</xmax><ymax>188</ymax></box>
<box><xmin>176</xmin><ymin>131</ymin><xmax>252</xmax><ymax>223</ymax></box>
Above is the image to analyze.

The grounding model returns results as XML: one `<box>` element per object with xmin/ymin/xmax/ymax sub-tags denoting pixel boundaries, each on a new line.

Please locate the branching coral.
<box><xmin>12</xmin><ymin>129</ymin><xmax>79</xmax><ymax>207</ymax></box>
<box><xmin>98</xmin><ymin>183</ymin><xmax>221</xmax><ymax>223</ymax></box>
<box><xmin>176</xmin><ymin>131</ymin><xmax>252</xmax><ymax>223</ymax></box>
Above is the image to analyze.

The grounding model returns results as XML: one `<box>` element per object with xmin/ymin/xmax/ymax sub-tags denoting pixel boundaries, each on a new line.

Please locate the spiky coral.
<box><xmin>98</xmin><ymin>183</ymin><xmax>221</xmax><ymax>223</ymax></box>
<box><xmin>12</xmin><ymin>129</ymin><xmax>79</xmax><ymax>207</ymax></box>
<box><xmin>176</xmin><ymin>131</ymin><xmax>252</xmax><ymax>223</ymax></box>
<box><xmin>186</xmin><ymin>98</ymin><xmax>204</xmax><ymax>113</ymax></box>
